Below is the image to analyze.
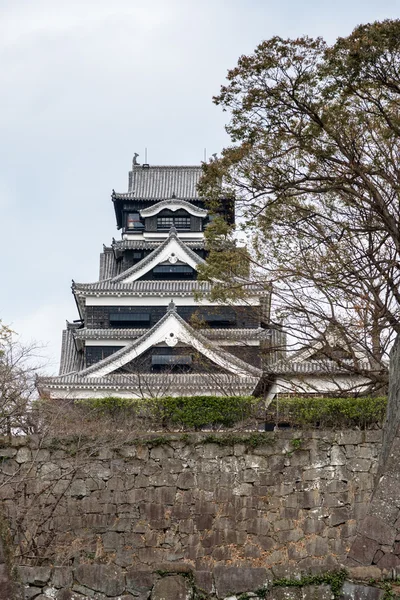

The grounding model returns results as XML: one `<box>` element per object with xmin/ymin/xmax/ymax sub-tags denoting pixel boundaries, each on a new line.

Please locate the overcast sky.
<box><xmin>1</xmin><ymin>0</ymin><xmax>399</xmax><ymax>374</ymax></box>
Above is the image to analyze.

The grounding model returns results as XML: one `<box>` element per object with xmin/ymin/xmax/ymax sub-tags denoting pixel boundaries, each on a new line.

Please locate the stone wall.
<box><xmin>0</xmin><ymin>430</ymin><xmax>383</xmax><ymax>599</ymax></box>
<box><xmin>349</xmin><ymin>335</ymin><xmax>400</xmax><ymax>568</ymax></box>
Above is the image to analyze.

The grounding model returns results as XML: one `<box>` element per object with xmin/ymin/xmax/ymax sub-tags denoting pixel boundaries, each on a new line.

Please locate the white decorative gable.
<box><xmin>112</xmin><ymin>231</ymin><xmax>205</xmax><ymax>284</ymax></box>
<box><xmin>140</xmin><ymin>198</ymin><xmax>207</xmax><ymax>218</ymax></box>
<box><xmin>81</xmin><ymin>306</ymin><xmax>262</xmax><ymax>379</ymax></box>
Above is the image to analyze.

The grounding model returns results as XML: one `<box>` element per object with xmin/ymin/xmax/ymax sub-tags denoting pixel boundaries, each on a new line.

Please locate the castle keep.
<box><xmin>40</xmin><ymin>159</ymin><xmax>273</xmax><ymax>399</ymax></box>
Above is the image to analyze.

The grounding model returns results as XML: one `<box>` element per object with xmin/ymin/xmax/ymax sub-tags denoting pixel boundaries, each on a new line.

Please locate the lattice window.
<box><xmin>157</xmin><ymin>217</ymin><xmax>191</xmax><ymax>230</ymax></box>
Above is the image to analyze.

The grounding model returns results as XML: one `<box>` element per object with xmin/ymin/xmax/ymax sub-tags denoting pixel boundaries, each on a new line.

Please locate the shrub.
<box><xmin>267</xmin><ymin>396</ymin><xmax>387</xmax><ymax>428</ymax></box>
<box><xmin>77</xmin><ymin>395</ymin><xmax>257</xmax><ymax>429</ymax></box>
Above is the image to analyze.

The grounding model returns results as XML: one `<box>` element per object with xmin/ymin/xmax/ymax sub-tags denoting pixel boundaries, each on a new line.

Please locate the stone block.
<box><xmin>341</xmin><ymin>582</ymin><xmax>384</xmax><ymax>600</ymax></box>
<box><xmin>102</xmin><ymin>531</ymin><xmax>122</xmax><ymax>551</ymax></box>
<box><xmin>52</xmin><ymin>567</ymin><xmax>73</xmax><ymax>588</ymax></box>
<box><xmin>194</xmin><ymin>570</ymin><xmax>213</xmax><ymax>593</ymax></box>
<box><xmin>0</xmin><ymin>448</ymin><xmax>16</xmax><ymax>458</ymax></box>
<box><xmin>348</xmin><ymin>458</ymin><xmax>371</xmax><ymax>472</ymax></box>
<box><xmin>301</xmin><ymin>585</ymin><xmax>332</xmax><ymax>599</ymax></box>
<box><xmin>330</xmin><ymin>445</ymin><xmax>346</xmax><ymax>466</ymax></box>
<box><xmin>152</xmin><ymin>486</ymin><xmax>177</xmax><ymax>505</ymax></box>
<box><xmin>176</xmin><ymin>471</ymin><xmax>195</xmax><ymax>490</ymax></box>
<box><xmin>69</xmin><ymin>480</ymin><xmax>88</xmax><ymax>498</ymax></box>
<box><xmin>15</xmin><ymin>447</ymin><xmax>32</xmax><ymax>463</ymax></box>
<box><xmin>18</xmin><ymin>566</ymin><xmax>52</xmax><ymax>585</ymax></box>
<box><xmin>195</xmin><ymin>513</ymin><xmax>213</xmax><ymax>530</ymax></box>
<box><xmin>337</xmin><ymin>431</ymin><xmax>364</xmax><ymax>445</ymax></box>
<box><xmin>303</xmin><ymin>519</ymin><xmax>325</xmax><ymax>535</ymax></box>
<box><xmin>277</xmin><ymin>528</ymin><xmax>304</xmax><ymax>543</ymax></box>
<box><xmin>150</xmin><ymin>445</ymin><xmax>174</xmax><ymax>460</ymax></box>
<box><xmin>329</xmin><ymin>507</ymin><xmax>350</xmax><ymax>527</ymax></box>
<box><xmin>376</xmin><ymin>553</ymin><xmax>400</xmax><ymax>569</ymax></box>
<box><xmin>246</xmin><ymin>517</ymin><xmax>270</xmax><ymax>536</ymax></box>
<box><xmin>347</xmin><ymin>566</ymin><xmax>382</xmax><ymax>580</ymax></box>
<box><xmin>359</xmin><ymin>515</ymin><xmax>396</xmax><ymax>546</ymax></box>
<box><xmin>269</xmin><ymin>587</ymin><xmax>302</xmax><ymax>599</ymax></box>
<box><xmin>24</xmin><ymin>586</ymin><xmax>43</xmax><ymax>599</ymax></box>
<box><xmin>348</xmin><ymin>534</ymin><xmax>380</xmax><ymax>565</ymax></box>
<box><xmin>0</xmin><ymin>484</ymin><xmax>14</xmax><ymax>500</ymax></box>
<box><xmin>214</xmin><ymin>566</ymin><xmax>268</xmax><ymax>597</ymax></box>
<box><xmin>126</xmin><ymin>488</ymin><xmax>147</xmax><ymax>503</ymax></box>
<box><xmin>74</xmin><ymin>564</ymin><xmax>125</xmax><ymax>596</ymax></box>
<box><xmin>299</xmin><ymin>490</ymin><xmax>321</xmax><ymax>509</ymax></box>
<box><xmin>126</xmin><ymin>569</ymin><xmax>157</xmax><ymax>594</ymax></box>
<box><xmin>151</xmin><ymin>575</ymin><xmax>192</xmax><ymax>600</ymax></box>
<box><xmin>323</xmin><ymin>492</ymin><xmax>349</xmax><ymax>508</ymax></box>
<box><xmin>149</xmin><ymin>472</ymin><xmax>176</xmax><ymax>487</ymax></box>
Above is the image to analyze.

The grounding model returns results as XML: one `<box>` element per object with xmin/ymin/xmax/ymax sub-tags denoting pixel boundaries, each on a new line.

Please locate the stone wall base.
<box><xmin>16</xmin><ymin>564</ymin><xmax>398</xmax><ymax>600</ymax></box>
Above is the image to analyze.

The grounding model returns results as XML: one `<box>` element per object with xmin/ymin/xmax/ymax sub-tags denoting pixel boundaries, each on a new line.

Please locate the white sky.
<box><xmin>1</xmin><ymin>0</ymin><xmax>399</xmax><ymax>374</ymax></box>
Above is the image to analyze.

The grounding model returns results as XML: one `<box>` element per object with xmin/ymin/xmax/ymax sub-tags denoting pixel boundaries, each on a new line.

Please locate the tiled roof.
<box><xmin>112</xmin><ymin>239</ymin><xmax>205</xmax><ymax>251</ymax></box>
<box><xmin>59</xmin><ymin>329</ymin><xmax>84</xmax><ymax>375</ymax></box>
<box><xmin>78</xmin><ymin>304</ymin><xmax>262</xmax><ymax>378</ymax></box>
<box><xmin>111</xmin><ymin>230</ymin><xmax>205</xmax><ymax>283</ymax></box>
<box><xmin>99</xmin><ymin>248</ymin><xmax>119</xmax><ymax>280</ymax></box>
<box><xmin>267</xmin><ymin>359</ymin><xmax>372</xmax><ymax>375</ymax></box>
<box><xmin>73</xmin><ymin>279</ymin><xmax>212</xmax><ymax>295</ymax></box>
<box><xmin>39</xmin><ymin>373</ymin><xmax>260</xmax><ymax>395</ymax></box>
<box><xmin>74</xmin><ymin>327</ymin><xmax>271</xmax><ymax>341</ymax></box>
<box><xmin>126</xmin><ymin>165</ymin><xmax>203</xmax><ymax>199</ymax></box>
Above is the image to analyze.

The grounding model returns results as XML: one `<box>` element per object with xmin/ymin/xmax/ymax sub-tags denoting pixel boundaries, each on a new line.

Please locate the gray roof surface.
<box><xmin>99</xmin><ymin>249</ymin><xmax>119</xmax><ymax>281</ymax></box>
<box><xmin>112</xmin><ymin>239</ymin><xmax>205</xmax><ymax>251</ymax></box>
<box><xmin>74</xmin><ymin>327</ymin><xmax>271</xmax><ymax>341</ymax></box>
<box><xmin>59</xmin><ymin>329</ymin><xmax>84</xmax><ymax>375</ymax></box>
<box><xmin>127</xmin><ymin>165</ymin><xmax>203</xmax><ymax>199</ymax></box>
<box><xmin>39</xmin><ymin>373</ymin><xmax>260</xmax><ymax>395</ymax></box>
<box><xmin>73</xmin><ymin>279</ymin><xmax>213</xmax><ymax>294</ymax></box>
<box><xmin>78</xmin><ymin>304</ymin><xmax>262</xmax><ymax>378</ymax></box>
<box><xmin>267</xmin><ymin>359</ymin><xmax>372</xmax><ymax>375</ymax></box>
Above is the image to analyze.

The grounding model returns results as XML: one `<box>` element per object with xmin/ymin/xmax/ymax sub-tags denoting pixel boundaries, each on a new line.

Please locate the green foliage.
<box><xmin>198</xmin><ymin>20</ymin><xmax>400</xmax><ymax>393</ymax></box>
<box><xmin>291</xmin><ymin>438</ymin><xmax>303</xmax><ymax>450</ymax></box>
<box><xmin>272</xmin><ymin>569</ymin><xmax>347</xmax><ymax>599</ymax></box>
<box><xmin>268</xmin><ymin>396</ymin><xmax>387</xmax><ymax>428</ymax></box>
<box><xmin>78</xmin><ymin>395</ymin><xmax>257</xmax><ymax>430</ymax></box>
<box><xmin>155</xmin><ymin>395</ymin><xmax>256</xmax><ymax>428</ymax></box>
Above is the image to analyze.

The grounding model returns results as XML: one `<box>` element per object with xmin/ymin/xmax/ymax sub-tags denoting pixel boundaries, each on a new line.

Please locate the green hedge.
<box><xmin>267</xmin><ymin>396</ymin><xmax>387</xmax><ymax>428</ymax></box>
<box><xmin>77</xmin><ymin>395</ymin><xmax>257</xmax><ymax>429</ymax></box>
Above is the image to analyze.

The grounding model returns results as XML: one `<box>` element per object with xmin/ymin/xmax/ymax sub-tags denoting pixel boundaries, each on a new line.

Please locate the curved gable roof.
<box><xmin>80</xmin><ymin>303</ymin><xmax>262</xmax><ymax>379</ymax></box>
<box><xmin>140</xmin><ymin>199</ymin><xmax>207</xmax><ymax>218</ymax></box>
<box><xmin>111</xmin><ymin>229</ymin><xmax>205</xmax><ymax>284</ymax></box>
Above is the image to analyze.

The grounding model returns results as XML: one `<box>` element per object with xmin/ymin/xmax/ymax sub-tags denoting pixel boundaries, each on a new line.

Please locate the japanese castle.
<box><xmin>40</xmin><ymin>159</ymin><xmax>277</xmax><ymax>399</ymax></box>
<box><xmin>39</xmin><ymin>157</ymin><xmax>372</xmax><ymax>400</ymax></box>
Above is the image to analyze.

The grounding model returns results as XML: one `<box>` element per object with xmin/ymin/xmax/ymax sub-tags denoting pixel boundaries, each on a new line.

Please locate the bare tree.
<box><xmin>198</xmin><ymin>20</ymin><xmax>400</xmax><ymax>393</ymax></box>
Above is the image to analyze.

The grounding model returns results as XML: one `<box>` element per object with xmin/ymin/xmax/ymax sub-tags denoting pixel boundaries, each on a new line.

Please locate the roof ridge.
<box><xmin>131</xmin><ymin>165</ymin><xmax>202</xmax><ymax>169</ymax></box>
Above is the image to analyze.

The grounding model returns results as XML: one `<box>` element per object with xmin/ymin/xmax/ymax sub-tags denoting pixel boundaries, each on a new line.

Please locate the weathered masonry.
<box><xmin>0</xmin><ymin>430</ymin><xmax>391</xmax><ymax>599</ymax></box>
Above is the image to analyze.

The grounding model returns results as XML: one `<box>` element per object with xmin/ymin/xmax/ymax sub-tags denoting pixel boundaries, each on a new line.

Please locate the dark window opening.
<box><xmin>157</xmin><ymin>217</ymin><xmax>191</xmax><ymax>230</ymax></box>
<box><xmin>151</xmin><ymin>355</ymin><xmax>192</xmax><ymax>365</ymax></box>
<box><xmin>204</xmin><ymin>313</ymin><xmax>236</xmax><ymax>328</ymax></box>
<box><xmin>109</xmin><ymin>312</ymin><xmax>150</xmax><ymax>327</ymax></box>
<box><xmin>127</xmin><ymin>213</ymin><xmax>145</xmax><ymax>230</ymax></box>
<box><xmin>152</xmin><ymin>265</ymin><xmax>194</xmax><ymax>279</ymax></box>
<box><xmin>151</xmin><ymin>354</ymin><xmax>192</xmax><ymax>372</ymax></box>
